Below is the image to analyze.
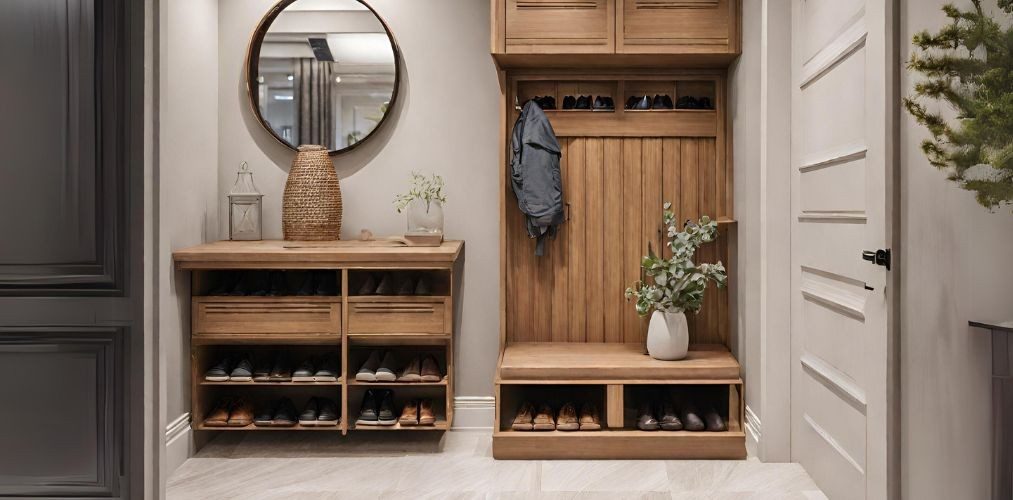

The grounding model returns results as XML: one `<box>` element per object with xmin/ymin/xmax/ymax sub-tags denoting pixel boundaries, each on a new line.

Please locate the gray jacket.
<box><xmin>511</xmin><ymin>101</ymin><xmax>564</xmax><ymax>256</ymax></box>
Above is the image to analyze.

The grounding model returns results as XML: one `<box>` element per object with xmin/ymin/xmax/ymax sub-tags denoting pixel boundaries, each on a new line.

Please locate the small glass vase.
<box><xmin>406</xmin><ymin>199</ymin><xmax>444</xmax><ymax>234</ymax></box>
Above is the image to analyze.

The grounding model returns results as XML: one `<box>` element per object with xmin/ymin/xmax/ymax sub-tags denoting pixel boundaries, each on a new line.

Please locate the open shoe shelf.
<box><xmin>173</xmin><ymin>240</ymin><xmax>463</xmax><ymax>436</ymax></box>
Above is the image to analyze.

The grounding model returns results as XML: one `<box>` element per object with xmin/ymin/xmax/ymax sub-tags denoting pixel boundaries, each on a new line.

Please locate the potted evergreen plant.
<box><xmin>625</xmin><ymin>203</ymin><xmax>727</xmax><ymax>360</ymax></box>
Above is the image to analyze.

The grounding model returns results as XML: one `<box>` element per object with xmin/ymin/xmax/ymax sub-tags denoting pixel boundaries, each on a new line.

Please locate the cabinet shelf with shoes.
<box><xmin>173</xmin><ymin>240</ymin><xmax>463</xmax><ymax>437</ymax></box>
<box><xmin>510</xmin><ymin>75</ymin><xmax>723</xmax><ymax>138</ymax></box>
<box><xmin>347</xmin><ymin>386</ymin><xmax>448</xmax><ymax>431</ymax></box>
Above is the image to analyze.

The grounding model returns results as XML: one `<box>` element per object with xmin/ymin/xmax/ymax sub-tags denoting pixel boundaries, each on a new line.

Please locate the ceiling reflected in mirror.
<box><xmin>247</xmin><ymin>0</ymin><xmax>400</xmax><ymax>155</ymax></box>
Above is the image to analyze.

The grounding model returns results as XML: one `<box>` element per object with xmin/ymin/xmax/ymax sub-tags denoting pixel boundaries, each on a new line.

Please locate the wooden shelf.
<box><xmin>173</xmin><ymin>240</ymin><xmax>464</xmax><ymax>270</ymax></box>
<box><xmin>199</xmin><ymin>379</ymin><xmax>343</xmax><ymax>386</ymax></box>
<box><xmin>498</xmin><ymin>343</ymin><xmax>740</xmax><ymax>383</ymax></box>
<box><xmin>192</xmin><ymin>334</ymin><xmax>341</xmax><ymax>346</ymax></box>
<box><xmin>194</xmin><ymin>423</ymin><xmax>343</xmax><ymax>431</ymax></box>
<box><xmin>492</xmin><ymin>428</ymin><xmax>746</xmax><ymax>459</ymax></box>
<box><xmin>347</xmin><ymin>378</ymin><xmax>448</xmax><ymax>387</ymax></box>
<box><xmin>350</xmin><ymin>420</ymin><xmax>448</xmax><ymax>431</ymax></box>
<box><xmin>347</xmin><ymin>333</ymin><xmax>450</xmax><ymax>346</ymax></box>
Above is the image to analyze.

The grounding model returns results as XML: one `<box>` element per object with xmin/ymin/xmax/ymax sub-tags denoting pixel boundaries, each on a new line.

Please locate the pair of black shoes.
<box><xmin>208</xmin><ymin>271</ymin><xmax>337</xmax><ymax>296</ymax></box>
<box><xmin>636</xmin><ymin>401</ymin><xmax>726</xmax><ymax>432</ymax></box>
<box><xmin>297</xmin><ymin>397</ymin><xmax>340</xmax><ymax>426</ymax></box>
<box><xmin>675</xmin><ymin>96</ymin><xmax>713</xmax><ymax>110</ymax></box>
<box><xmin>355</xmin><ymin>389</ymin><xmax>397</xmax><ymax>426</ymax></box>
<box><xmin>253</xmin><ymin>398</ymin><xmax>298</xmax><ymax>427</ymax></box>
<box><xmin>562</xmin><ymin>95</ymin><xmax>615</xmax><ymax>111</ymax></box>
<box><xmin>357</xmin><ymin>273</ymin><xmax>430</xmax><ymax>296</ymax></box>
<box><xmin>625</xmin><ymin>94</ymin><xmax>674</xmax><ymax>110</ymax></box>
<box><xmin>528</xmin><ymin>95</ymin><xmax>556</xmax><ymax>109</ymax></box>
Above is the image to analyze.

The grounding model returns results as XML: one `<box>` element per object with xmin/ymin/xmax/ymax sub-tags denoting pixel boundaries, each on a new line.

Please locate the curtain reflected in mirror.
<box><xmin>250</xmin><ymin>0</ymin><xmax>399</xmax><ymax>154</ymax></box>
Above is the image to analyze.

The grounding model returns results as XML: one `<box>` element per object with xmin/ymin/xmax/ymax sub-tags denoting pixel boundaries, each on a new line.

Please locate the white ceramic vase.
<box><xmin>646</xmin><ymin>310</ymin><xmax>689</xmax><ymax>361</ymax></box>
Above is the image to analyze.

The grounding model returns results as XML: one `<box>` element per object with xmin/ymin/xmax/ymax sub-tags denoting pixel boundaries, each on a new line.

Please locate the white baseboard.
<box><xmin>452</xmin><ymin>396</ymin><xmax>495</xmax><ymax>430</ymax></box>
<box><xmin>165</xmin><ymin>413</ymin><xmax>193</xmax><ymax>476</ymax></box>
<box><xmin>744</xmin><ymin>405</ymin><xmax>761</xmax><ymax>456</ymax></box>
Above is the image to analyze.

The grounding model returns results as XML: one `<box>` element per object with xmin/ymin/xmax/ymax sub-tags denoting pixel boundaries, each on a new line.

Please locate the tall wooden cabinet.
<box><xmin>495</xmin><ymin>73</ymin><xmax>741</xmax><ymax>459</ymax></box>
<box><xmin>493</xmin><ymin>0</ymin><xmax>742</xmax><ymax>459</ymax></box>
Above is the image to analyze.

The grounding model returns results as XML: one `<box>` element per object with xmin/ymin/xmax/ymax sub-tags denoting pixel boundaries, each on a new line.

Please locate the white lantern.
<box><xmin>228</xmin><ymin>161</ymin><xmax>263</xmax><ymax>241</ymax></box>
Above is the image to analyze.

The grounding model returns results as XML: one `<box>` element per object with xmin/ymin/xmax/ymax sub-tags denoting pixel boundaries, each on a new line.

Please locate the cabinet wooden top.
<box><xmin>173</xmin><ymin>240</ymin><xmax>464</xmax><ymax>270</ymax></box>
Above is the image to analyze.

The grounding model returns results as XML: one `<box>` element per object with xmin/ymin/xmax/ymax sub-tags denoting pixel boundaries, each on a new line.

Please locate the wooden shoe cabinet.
<box><xmin>493</xmin><ymin>71</ymin><xmax>742</xmax><ymax>457</ymax></box>
<box><xmin>173</xmin><ymin>240</ymin><xmax>462</xmax><ymax>434</ymax></box>
<box><xmin>491</xmin><ymin>0</ymin><xmax>741</xmax><ymax>68</ymax></box>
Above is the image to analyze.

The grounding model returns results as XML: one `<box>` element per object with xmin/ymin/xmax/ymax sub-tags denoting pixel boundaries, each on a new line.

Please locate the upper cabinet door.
<box><xmin>617</xmin><ymin>0</ymin><xmax>739</xmax><ymax>54</ymax></box>
<box><xmin>504</xmin><ymin>0</ymin><xmax>616</xmax><ymax>54</ymax></box>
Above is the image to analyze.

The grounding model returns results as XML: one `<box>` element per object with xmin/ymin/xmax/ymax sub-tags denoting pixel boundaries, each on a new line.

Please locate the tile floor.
<box><xmin>167</xmin><ymin>431</ymin><xmax>826</xmax><ymax>499</ymax></box>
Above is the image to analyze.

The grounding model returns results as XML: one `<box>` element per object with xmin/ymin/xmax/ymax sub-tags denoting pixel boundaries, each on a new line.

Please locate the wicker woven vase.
<box><xmin>282</xmin><ymin>145</ymin><xmax>343</xmax><ymax>241</ymax></box>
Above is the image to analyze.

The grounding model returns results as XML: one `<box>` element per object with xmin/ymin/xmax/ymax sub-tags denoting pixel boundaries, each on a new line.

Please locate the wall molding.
<box><xmin>452</xmin><ymin>396</ymin><xmax>495</xmax><ymax>430</ymax></box>
<box><xmin>744</xmin><ymin>405</ymin><xmax>762</xmax><ymax>446</ymax></box>
<box><xmin>165</xmin><ymin>413</ymin><xmax>192</xmax><ymax>478</ymax></box>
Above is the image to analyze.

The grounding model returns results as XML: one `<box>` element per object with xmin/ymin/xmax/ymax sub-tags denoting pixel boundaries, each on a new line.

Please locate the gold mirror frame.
<box><xmin>244</xmin><ymin>0</ymin><xmax>402</xmax><ymax>156</ymax></box>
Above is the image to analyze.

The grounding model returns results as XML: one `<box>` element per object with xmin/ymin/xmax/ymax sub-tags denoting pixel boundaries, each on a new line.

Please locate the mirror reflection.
<box><xmin>252</xmin><ymin>0</ymin><xmax>398</xmax><ymax>153</ymax></box>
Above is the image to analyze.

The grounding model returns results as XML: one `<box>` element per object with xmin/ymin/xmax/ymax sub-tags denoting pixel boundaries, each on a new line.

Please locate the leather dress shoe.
<box><xmin>299</xmin><ymin>397</ymin><xmax>320</xmax><ymax>426</ymax></box>
<box><xmin>574</xmin><ymin>95</ymin><xmax>592</xmax><ymax>110</ymax></box>
<box><xmin>636</xmin><ymin>403</ymin><xmax>660</xmax><ymax>431</ymax></box>
<box><xmin>652</xmin><ymin>94</ymin><xmax>674</xmax><ymax>109</ymax></box>
<box><xmin>512</xmin><ymin>402</ymin><xmax>535</xmax><ymax>431</ymax></box>
<box><xmin>419</xmin><ymin>399</ymin><xmax>436</xmax><ymax>426</ymax></box>
<box><xmin>227</xmin><ymin>399</ymin><xmax>254</xmax><ymax>427</ymax></box>
<box><xmin>593</xmin><ymin>96</ymin><xmax>614</xmax><ymax>111</ymax></box>
<box><xmin>399</xmin><ymin>400</ymin><xmax>420</xmax><ymax>426</ymax></box>
<box><xmin>630</xmin><ymin>95</ymin><xmax>652</xmax><ymax>110</ymax></box>
<box><xmin>204</xmin><ymin>398</ymin><xmax>233</xmax><ymax>427</ymax></box>
<box><xmin>698</xmin><ymin>96</ymin><xmax>713</xmax><ymax>109</ymax></box>
<box><xmin>579</xmin><ymin>402</ymin><xmax>601</xmax><ymax>431</ymax></box>
<box><xmin>659</xmin><ymin>403</ymin><xmax>684</xmax><ymax>430</ymax></box>
<box><xmin>556</xmin><ymin>402</ymin><xmax>580</xmax><ymax>431</ymax></box>
<box><xmin>420</xmin><ymin>355</ymin><xmax>442</xmax><ymax>382</ymax></box>
<box><xmin>562</xmin><ymin>95</ymin><xmax>577</xmax><ymax>109</ymax></box>
<box><xmin>316</xmin><ymin>398</ymin><xmax>339</xmax><ymax>426</ymax></box>
<box><xmin>272</xmin><ymin>398</ymin><xmax>298</xmax><ymax>426</ymax></box>
<box><xmin>704</xmin><ymin>407</ymin><xmax>727</xmax><ymax>431</ymax></box>
<box><xmin>675</xmin><ymin>96</ymin><xmax>699</xmax><ymax>109</ymax></box>
<box><xmin>533</xmin><ymin>403</ymin><xmax>556</xmax><ymax>431</ymax></box>
<box><xmin>377</xmin><ymin>390</ymin><xmax>397</xmax><ymax>425</ymax></box>
<box><xmin>680</xmin><ymin>402</ymin><xmax>706</xmax><ymax>431</ymax></box>
<box><xmin>356</xmin><ymin>389</ymin><xmax>380</xmax><ymax>425</ymax></box>
<box><xmin>625</xmin><ymin>96</ymin><xmax>639</xmax><ymax>109</ymax></box>
<box><xmin>531</xmin><ymin>96</ymin><xmax>556</xmax><ymax>109</ymax></box>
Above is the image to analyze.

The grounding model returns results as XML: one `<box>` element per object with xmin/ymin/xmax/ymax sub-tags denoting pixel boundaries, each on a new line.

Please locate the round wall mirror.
<box><xmin>246</xmin><ymin>0</ymin><xmax>400</xmax><ymax>155</ymax></box>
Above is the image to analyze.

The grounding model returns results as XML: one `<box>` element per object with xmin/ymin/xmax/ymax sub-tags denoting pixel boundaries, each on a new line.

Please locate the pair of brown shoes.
<box><xmin>398</xmin><ymin>399</ymin><xmax>437</xmax><ymax>426</ymax></box>
<box><xmin>204</xmin><ymin>398</ymin><xmax>253</xmax><ymax>427</ymax></box>
<box><xmin>512</xmin><ymin>402</ymin><xmax>601</xmax><ymax>431</ymax></box>
<box><xmin>398</xmin><ymin>355</ymin><xmax>443</xmax><ymax>383</ymax></box>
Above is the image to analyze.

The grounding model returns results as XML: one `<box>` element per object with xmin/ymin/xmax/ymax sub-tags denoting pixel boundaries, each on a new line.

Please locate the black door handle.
<box><xmin>861</xmin><ymin>249</ymin><xmax>891</xmax><ymax>270</ymax></box>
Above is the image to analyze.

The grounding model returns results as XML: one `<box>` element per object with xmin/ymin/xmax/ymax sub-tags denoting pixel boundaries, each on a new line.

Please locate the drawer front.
<box><xmin>505</xmin><ymin>0</ymin><xmax>615</xmax><ymax>53</ymax></box>
<box><xmin>194</xmin><ymin>298</ymin><xmax>341</xmax><ymax>336</ymax></box>
<box><xmin>348</xmin><ymin>299</ymin><xmax>448</xmax><ymax>334</ymax></box>
<box><xmin>620</xmin><ymin>0</ymin><xmax>735</xmax><ymax>53</ymax></box>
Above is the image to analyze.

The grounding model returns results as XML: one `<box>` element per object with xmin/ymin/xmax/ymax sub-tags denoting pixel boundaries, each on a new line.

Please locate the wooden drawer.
<box><xmin>618</xmin><ymin>0</ymin><xmax>738</xmax><ymax>54</ymax></box>
<box><xmin>192</xmin><ymin>297</ymin><xmax>341</xmax><ymax>336</ymax></box>
<box><xmin>348</xmin><ymin>297</ymin><xmax>450</xmax><ymax>335</ymax></box>
<box><xmin>505</xmin><ymin>0</ymin><xmax>615</xmax><ymax>54</ymax></box>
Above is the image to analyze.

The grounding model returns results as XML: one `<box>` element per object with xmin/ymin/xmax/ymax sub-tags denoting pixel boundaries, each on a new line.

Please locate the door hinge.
<box><xmin>861</xmin><ymin>248</ymin><xmax>891</xmax><ymax>271</ymax></box>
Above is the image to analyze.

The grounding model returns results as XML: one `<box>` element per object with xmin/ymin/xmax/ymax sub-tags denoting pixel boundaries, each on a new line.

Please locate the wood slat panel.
<box><xmin>698</xmin><ymin>138</ymin><xmax>720</xmax><ymax>344</ymax></box>
<box><xmin>603</xmin><ymin>138</ymin><xmax>624</xmax><ymax>342</ymax></box>
<box><xmin>584</xmin><ymin>138</ymin><xmax>605</xmax><ymax>343</ymax></box>
<box><xmin>622</xmin><ymin>138</ymin><xmax>644</xmax><ymax>344</ymax></box>
<box><xmin>505</xmin><ymin>136</ymin><xmax>728</xmax><ymax>345</ymax></box>
<box><xmin>551</xmin><ymin>138</ymin><xmax>571</xmax><ymax>342</ymax></box>
<box><xmin>660</xmin><ymin>138</ymin><xmax>680</xmax><ymax>259</ymax></box>
<box><xmin>566</xmin><ymin>138</ymin><xmax>587</xmax><ymax>342</ymax></box>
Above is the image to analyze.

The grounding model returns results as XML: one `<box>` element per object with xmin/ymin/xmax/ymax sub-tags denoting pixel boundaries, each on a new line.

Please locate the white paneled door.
<box><xmin>790</xmin><ymin>1</ymin><xmax>896</xmax><ymax>499</ymax></box>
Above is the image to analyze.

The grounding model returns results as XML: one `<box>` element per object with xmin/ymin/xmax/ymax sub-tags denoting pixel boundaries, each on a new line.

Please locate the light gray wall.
<box><xmin>217</xmin><ymin>0</ymin><xmax>501</xmax><ymax>398</ymax></box>
<box><xmin>729</xmin><ymin>0</ymin><xmax>762</xmax><ymax>448</ymax></box>
<box><xmin>899</xmin><ymin>1</ymin><xmax>1013</xmax><ymax>498</ymax></box>
<box><xmin>158</xmin><ymin>0</ymin><xmax>219</xmax><ymax>476</ymax></box>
